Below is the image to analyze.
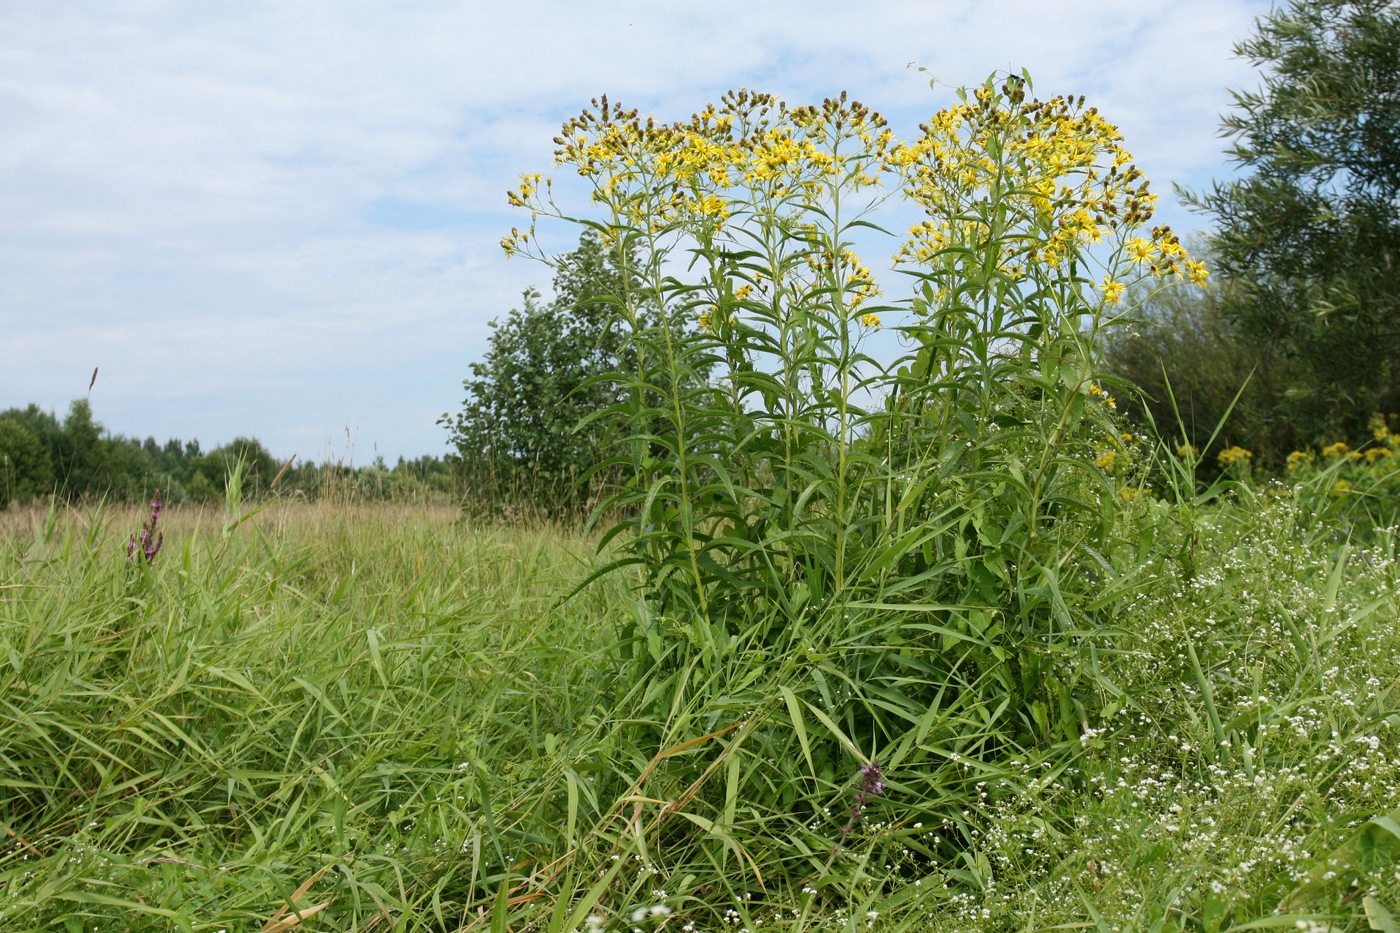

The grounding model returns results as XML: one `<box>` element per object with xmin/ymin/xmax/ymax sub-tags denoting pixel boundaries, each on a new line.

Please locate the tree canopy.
<box><xmin>440</xmin><ymin>230</ymin><xmax>661</xmax><ymax>518</ymax></box>
<box><xmin>1190</xmin><ymin>0</ymin><xmax>1400</xmax><ymax>446</ymax></box>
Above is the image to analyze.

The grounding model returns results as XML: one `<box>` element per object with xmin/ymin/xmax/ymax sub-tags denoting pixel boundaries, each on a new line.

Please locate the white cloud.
<box><xmin>0</xmin><ymin>0</ymin><xmax>1274</xmax><ymax>461</ymax></box>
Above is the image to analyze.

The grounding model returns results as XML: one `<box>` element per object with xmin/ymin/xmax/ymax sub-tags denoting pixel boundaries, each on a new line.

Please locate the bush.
<box><xmin>1100</xmin><ymin>272</ymin><xmax>1307</xmax><ymax>469</ymax></box>
<box><xmin>503</xmin><ymin>73</ymin><xmax>1209</xmax><ymax>909</ymax></box>
<box><xmin>0</xmin><ymin>416</ymin><xmax>53</xmax><ymax>508</ymax></box>
<box><xmin>1188</xmin><ymin>0</ymin><xmax>1400</xmax><ymax>448</ymax></box>
<box><xmin>441</xmin><ymin>231</ymin><xmax>673</xmax><ymax>520</ymax></box>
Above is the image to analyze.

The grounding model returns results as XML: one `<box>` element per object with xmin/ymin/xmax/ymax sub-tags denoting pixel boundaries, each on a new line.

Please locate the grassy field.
<box><xmin>0</xmin><ymin>491</ymin><xmax>1397</xmax><ymax>931</ymax></box>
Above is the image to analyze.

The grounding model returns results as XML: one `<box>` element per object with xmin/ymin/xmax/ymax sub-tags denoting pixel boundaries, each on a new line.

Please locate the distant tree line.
<box><xmin>0</xmin><ymin>399</ymin><xmax>455</xmax><ymax>509</ymax></box>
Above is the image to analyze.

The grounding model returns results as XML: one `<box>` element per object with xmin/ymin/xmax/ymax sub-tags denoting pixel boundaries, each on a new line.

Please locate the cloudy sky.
<box><xmin>1</xmin><ymin>1</ymin><xmax>1275</xmax><ymax>464</ymax></box>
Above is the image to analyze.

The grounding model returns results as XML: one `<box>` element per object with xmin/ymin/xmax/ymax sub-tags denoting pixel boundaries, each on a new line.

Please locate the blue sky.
<box><xmin>1</xmin><ymin>0</ymin><xmax>1274</xmax><ymax>464</ymax></box>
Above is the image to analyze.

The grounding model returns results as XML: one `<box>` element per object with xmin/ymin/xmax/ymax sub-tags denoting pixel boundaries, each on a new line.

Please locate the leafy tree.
<box><xmin>441</xmin><ymin>231</ymin><xmax>658</xmax><ymax>518</ymax></box>
<box><xmin>54</xmin><ymin>399</ymin><xmax>117</xmax><ymax>500</ymax></box>
<box><xmin>2</xmin><ymin>405</ymin><xmax>62</xmax><ymax>482</ymax></box>
<box><xmin>0</xmin><ymin>416</ymin><xmax>54</xmax><ymax>507</ymax></box>
<box><xmin>1101</xmin><ymin>255</ymin><xmax>1309</xmax><ymax>467</ymax></box>
<box><xmin>189</xmin><ymin>437</ymin><xmax>276</xmax><ymax>502</ymax></box>
<box><xmin>1189</xmin><ymin>0</ymin><xmax>1400</xmax><ymax>446</ymax></box>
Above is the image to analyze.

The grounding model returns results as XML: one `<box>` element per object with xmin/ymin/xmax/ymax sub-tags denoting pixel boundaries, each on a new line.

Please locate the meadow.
<box><xmin>5</xmin><ymin>72</ymin><xmax>1400</xmax><ymax>932</ymax></box>
<box><xmin>0</xmin><ymin>480</ymin><xmax>1396</xmax><ymax>932</ymax></box>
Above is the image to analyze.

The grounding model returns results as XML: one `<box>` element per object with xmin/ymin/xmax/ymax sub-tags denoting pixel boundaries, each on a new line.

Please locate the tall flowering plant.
<box><xmin>505</xmin><ymin>72</ymin><xmax>1205</xmax><ymax>892</ymax></box>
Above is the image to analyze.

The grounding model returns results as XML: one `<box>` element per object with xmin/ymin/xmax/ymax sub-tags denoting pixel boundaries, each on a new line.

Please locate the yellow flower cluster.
<box><xmin>534</xmin><ymin>90</ymin><xmax>892</xmax><ymax>232</ymax></box>
<box><xmin>505</xmin><ymin>90</ymin><xmax>896</xmax><ymax>327</ymax></box>
<box><xmin>1288</xmin><ymin>419</ymin><xmax>1400</xmax><ymax>476</ymax></box>
<box><xmin>1122</xmin><ymin>236</ymin><xmax>1208</xmax><ymax>285</ymax></box>
<box><xmin>886</xmin><ymin>76</ymin><xmax>1195</xmax><ymax>295</ymax></box>
<box><xmin>697</xmin><ymin>308</ymin><xmax>738</xmax><ymax>334</ymax></box>
<box><xmin>804</xmin><ymin>247</ymin><xmax>882</xmax><ymax>310</ymax></box>
<box><xmin>505</xmin><ymin>76</ymin><xmax>1208</xmax><ymax>338</ymax></box>
<box><xmin>1087</xmin><ymin>383</ymin><xmax>1116</xmax><ymax>409</ymax></box>
<box><xmin>1322</xmin><ymin>441</ymin><xmax>1360</xmax><ymax>461</ymax></box>
<box><xmin>1217</xmin><ymin>445</ymin><xmax>1253</xmax><ymax>468</ymax></box>
<box><xmin>1285</xmin><ymin>450</ymin><xmax>1315</xmax><ymax>471</ymax></box>
<box><xmin>1101</xmin><ymin>277</ymin><xmax>1126</xmax><ymax>304</ymax></box>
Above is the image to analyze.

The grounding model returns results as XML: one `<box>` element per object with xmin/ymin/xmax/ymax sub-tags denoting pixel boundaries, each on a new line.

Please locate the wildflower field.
<box><xmin>0</xmin><ymin>486</ymin><xmax>1397</xmax><ymax>932</ymax></box>
<box><xmin>3</xmin><ymin>73</ymin><xmax>1399</xmax><ymax>931</ymax></box>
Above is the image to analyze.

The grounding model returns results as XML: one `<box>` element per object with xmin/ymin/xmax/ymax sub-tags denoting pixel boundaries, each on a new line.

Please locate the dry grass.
<box><xmin>0</xmin><ymin>498</ymin><xmax>465</xmax><ymax>544</ymax></box>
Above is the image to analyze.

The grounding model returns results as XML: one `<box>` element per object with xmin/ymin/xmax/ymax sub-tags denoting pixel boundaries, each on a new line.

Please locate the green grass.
<box><xmin>0</xmin><ymin>493</ymin><xmax>1397</xmax><ymax>931</ymax></box>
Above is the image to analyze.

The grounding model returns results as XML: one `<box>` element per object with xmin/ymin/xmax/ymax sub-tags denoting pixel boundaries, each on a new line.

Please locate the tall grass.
<box><xmin>0</xmin><ymin>501</ymin><xmax>623</xmax><ymax>931</ymax></box>
<box><xmin>1</xmin><ymin>487</ymin><xmax>1397</xmax><ymax>930</ymax></box>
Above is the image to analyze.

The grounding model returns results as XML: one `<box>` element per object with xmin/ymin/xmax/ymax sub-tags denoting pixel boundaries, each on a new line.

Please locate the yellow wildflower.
<box><xmin>1217</xmin><ymin>445</ymin><xmax>1253</xmax><ymax>468</ymax></box>
<box><xmin>1101</xmin><ymin>276</ymin><xmax>1126</xmax><ymax>304</ymax></box>
<box><xmin>1125</xmin><ymin>238</ymin><xmax>1154</xmax><ymax>263</ymax></box>
<box><xmin>695</xmin><ymin>194</ymin><xmax>730</xmax><ymax>220</ymax></box>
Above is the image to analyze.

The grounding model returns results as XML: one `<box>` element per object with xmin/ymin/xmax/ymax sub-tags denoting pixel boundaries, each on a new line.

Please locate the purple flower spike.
<box><xmin>839</xmin><ymin>759</ymin><xmax>886</xmax><ymax>841</ymax></box>
<box><xmin>127</xmin><ymin>490</ymin><xmax>164</xmax><ymax>565</ymax></box>
<box><xmin>858</xmin><ymin>760</ymin><xmax>885</xmax><ymax>797</ymax></box>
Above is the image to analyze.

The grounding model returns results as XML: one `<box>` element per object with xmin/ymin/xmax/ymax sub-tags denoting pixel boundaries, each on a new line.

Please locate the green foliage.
<box><xmin>1189</xmin><ymin>0</ymin><xmax>1400</xmax><ymax>446</ymax></box>
<box><xmin>0</xmin><ymin>416</ymin><xmax>53</xmax><ymax>508</ymax></box>
<box><xmin>501</xmin><ymin>73</ymin><xmax>1209</xmax><ymax>913</ymax></box>
<box><xmin>188</xmin><ymin>436</ymin><xmax>276</xmax><ymax>502</ymax></box>
<box><xmin>53</xmin><ymin>399</ymin><xmax>117</xmax><ymax>500</ymax></box>
<box><xmin>3</xmin><ymin>487</ymin><xmax>1397</xmax><ymax>930</ymax></box>
<box><xmin>0</xmin><ymin>505</ymin><xmax>617</xmax><ymax>931</ymax></box>
<box><xmin>0</xmin><ymin>400</ymin><xmax>455</xmax><ymax>507</ymax></box>
<box><xmin>1101</xmin><ymin>272</ymin><xmax>1308</xmax><ymax>468</ymax></box>
<box><xmin>441</xmin><ymin>231</ymin><xmax>662</xmax><ymax>520</ymax></box>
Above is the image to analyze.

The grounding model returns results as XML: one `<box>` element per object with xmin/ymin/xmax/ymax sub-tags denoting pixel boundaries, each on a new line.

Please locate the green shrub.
<box><xmin>504</xmin><ymin>73</ymin><xmax>1209</xmax><ymax>910</ymax></box>
<box><xmin>442</xmin><ymin>231</ymin><xmax>687</xmax><ymax>521</ymax></box>
<box><xmin>1100</xmin><ymin>272</ymin><xmax>1308</xmax><ymax>470</ymax></box>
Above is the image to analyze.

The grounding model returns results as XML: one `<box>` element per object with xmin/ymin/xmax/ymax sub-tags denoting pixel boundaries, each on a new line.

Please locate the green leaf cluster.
<box><xmin>440</xmin><ymin>231</ymin><xmax>674</xmax><ymax>521</ymax></box>
<box><xmin>1188</xmin><ymin>0</ymin><xmax>1400</xmax><ymax>449</ymax></box>
<box><xmin>0</xmin><ymin>400</ymin><xmax>456</xmax><ymax>508</ymax></box>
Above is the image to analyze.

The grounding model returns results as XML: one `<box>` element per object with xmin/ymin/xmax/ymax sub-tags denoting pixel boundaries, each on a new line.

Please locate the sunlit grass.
<box><xmin>1</xmin><ymin>491</ymin><xmax>1396</xmax><ymax>931</ymax></box>
<box><xmin>0</xmin><ymin>499</ymin><xmax>620</xmax><ymax>931</ymax></box>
